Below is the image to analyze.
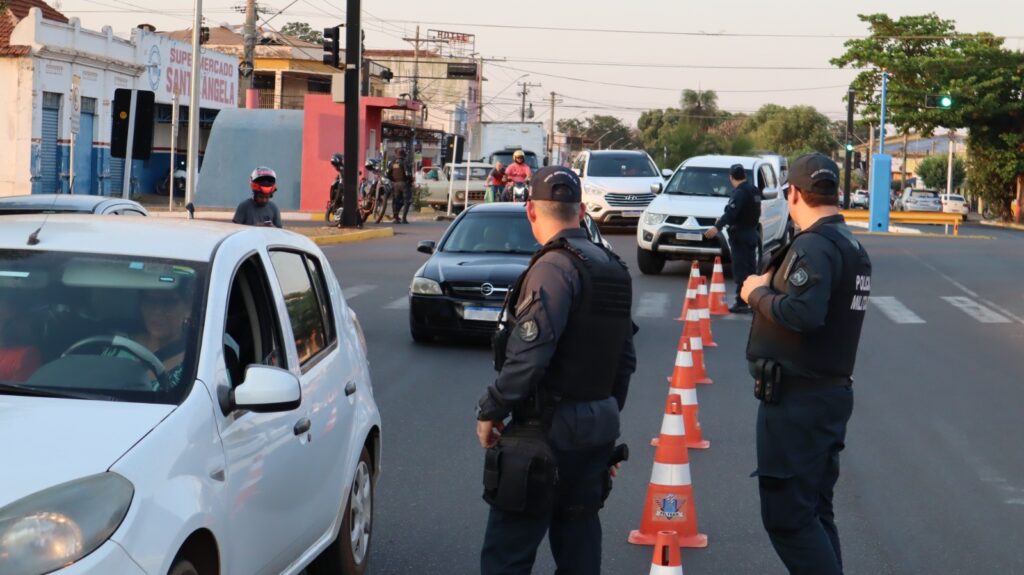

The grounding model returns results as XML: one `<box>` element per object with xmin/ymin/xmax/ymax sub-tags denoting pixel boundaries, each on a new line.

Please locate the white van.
<box><xmin>636</xmin><ymin>155</ymin><xmax>792</xmax><ymax>275</ymax></box>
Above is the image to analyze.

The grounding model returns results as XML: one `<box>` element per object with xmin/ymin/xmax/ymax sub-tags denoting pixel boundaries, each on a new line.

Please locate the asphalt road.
<box><xmin>320</xmin><ymin>219</ymin><xmax>1024</xmax><ymax>574</ymax></box>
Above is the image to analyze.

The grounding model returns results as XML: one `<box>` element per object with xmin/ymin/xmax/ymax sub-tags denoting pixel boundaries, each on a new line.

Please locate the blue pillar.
<box><xmin>869</xmin><ymin>154</ymin><xmax>891</xmax><ymax>232</ymax></box>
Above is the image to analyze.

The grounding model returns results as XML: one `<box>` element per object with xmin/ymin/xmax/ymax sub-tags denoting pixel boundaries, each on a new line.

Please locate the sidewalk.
<box><xmin>979</xmin><ymin>219</ymin><xmax>1024</xmax><ymax>231</ymax></box>
<box><xmin>146</xmin><ymin>207</ymin><xmax>396</xmax><ymax>245</ymax></box>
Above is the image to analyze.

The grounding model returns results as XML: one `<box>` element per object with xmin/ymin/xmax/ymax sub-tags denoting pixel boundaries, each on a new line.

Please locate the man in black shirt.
<box><xmin>232</xmin><ymin>166</ymin><xmax>282</xmax><ymax>228</ymax></box>
<box><xmin>705</xmin><ymin>163</ymin><xmax>761</xmax><ymax>313</ymax></box>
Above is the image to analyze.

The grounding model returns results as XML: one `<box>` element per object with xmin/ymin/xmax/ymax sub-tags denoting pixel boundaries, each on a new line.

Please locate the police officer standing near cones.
<box><xmin>740</xmin><ymin>153</ymin><xmax>871</xmax><ymax>575</ymax></box>
<box><xmin>476</xmin><ymin>166</ymin><xmax>637</xmax><ymax>574</ymax></box>
<box><xmin>705</xmin><ymin>163</ymin><xmax>761</xmax><ymax>313</ymax></box>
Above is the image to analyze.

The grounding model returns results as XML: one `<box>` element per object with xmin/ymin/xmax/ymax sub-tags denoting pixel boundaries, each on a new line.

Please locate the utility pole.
<box><xmin>401</xmin><ymin>28</ymin><xmax>445</xmax><ymax>164</ymax></box>
<box><xmin>185</xmin><ymin>0</ymin><xmax>203</xmax><ymax>205</ymax></box>
<box><xmin>946</xmin><ymin>131</ymin><xmax>955</xmax><ymax>197</ymax></box>
<box><xmin>518</xmin><ymin>81</ymin><xmax>540</xmax><ymax>122</ymax></box>
<box><xmin>843</xmin><ymin>87</ymin><xmax>854</xmax><ymax>209</ymax></box>
<box><xmin>548</xmin><ymin>91</ymin><xmax>556</xmax><ymax>165</ymax></box>
<box><xmin>241</xmin><ymin>0</ymin><xmax>256</xmax><ymax>93</ymax></box>
<box><xmin>340</xmin><ymin>0</ymin><xmax>361</xmax><ymax>227</ymax></box>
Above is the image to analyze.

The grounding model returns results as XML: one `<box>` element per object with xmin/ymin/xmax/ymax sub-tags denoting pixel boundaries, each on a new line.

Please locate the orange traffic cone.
<box><xmin>695</xmin><ymin>278</ymin><xmax>718</xmax><ymax>348</ymax></box>
<box><xmin>629</xmin><ymin>395</ymin><xmax>708</xmax><ymax>549</ymax></box>
<box><xmin>661</xmin><ymin>334</ymin><xmax>710</xmax><ymax>448</ymax></box>
<box><xmin>708</xmin><ymin>256</ymin><xmax>730</xmax><ymax>316</ymax></box>
<box><xmin>674</xmin><ymin>262</ymin><xmax>701</xmax><ymax>321</ymax></box>
<box><xmin>647</xmin><ymin>531</ymin><xmax>685</xmax><ymax>575</ymax></box>
<box><xmin>652</xmin><ymin>372</ymin><xmax>709</xmax><ymax>449</ymax></box>
<box><xmin>678</xmin><ymin>313</ymin><xmax>713</xmax><ymax>385</ymax></box>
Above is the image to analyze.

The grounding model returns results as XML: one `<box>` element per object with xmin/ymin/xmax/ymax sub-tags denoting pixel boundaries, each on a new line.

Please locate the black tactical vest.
<box><xmin>504</xmin><ymin>236</ymin><xmax>633</xmax><ymax>401</ymax></box>
<box><xmin>746</xmin><ymin>222</ymin><xmax>871</xmax><ymax>378</ymax></box>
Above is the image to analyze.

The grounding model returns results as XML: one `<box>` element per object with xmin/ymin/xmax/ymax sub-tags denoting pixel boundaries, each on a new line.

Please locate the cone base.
<box><xmin>697</xmin><ymin>377</ymin><xmax>713</xmax><ymax>385</ymax></box>
<box><xmin>628</xmin><ymin>529</ymin><xmax>708</xmax><ymax>548</ymax></box>
<box><xmin>702</xmin><ymin>341</ymin><xmax>718</xmax><ymax>348</ymax></box>
<box><xmin>710</xmin><ymin>310</ymin><xmax>729</xmax><ymax>316</ymax></box>
<box><xmin>652</xmin><ymin>437</ymin><xmax>709</xmax><ymax>449</ymax></box>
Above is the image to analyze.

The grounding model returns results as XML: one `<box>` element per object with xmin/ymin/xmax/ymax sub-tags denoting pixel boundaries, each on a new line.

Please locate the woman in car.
<box><xmin>0</xmin><ymin>294</ymin><xmax>42</xmax><ymax>382</ymax></box>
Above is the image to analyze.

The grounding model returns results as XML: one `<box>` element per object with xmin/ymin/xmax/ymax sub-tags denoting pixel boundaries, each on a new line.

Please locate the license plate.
<box><xmin>676</xmin><ymin>232</ymin><xmax>702</xmax><ymax>242</ymax></box>
<box><xmin>621</xmin><ymin>210</ymin><xmax>643</xmax><ymax>218</ymax></box>
<box><xmin>464</xmin><ymin>306</ymin><xmax>501</xmax><ymax>322</ymax></box>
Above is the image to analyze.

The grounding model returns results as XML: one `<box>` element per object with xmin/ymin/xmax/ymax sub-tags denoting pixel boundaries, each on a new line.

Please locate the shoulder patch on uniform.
<box><xmin>518</xmin><ymin>320</ymin><xmax>539</xmax><ymax>342</ymax></box>
<box><xmin>789</xmin><ymin>267</ymin><xmax>809</xmax><ymax>287</ymax></box>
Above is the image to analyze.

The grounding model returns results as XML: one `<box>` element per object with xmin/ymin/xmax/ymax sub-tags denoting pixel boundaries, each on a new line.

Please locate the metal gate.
<box><xmin>73</xmin><ymin>97</ymin><xmax>96</xmax><ymax>194</ymax></box>
<box><xmin>38</xmin><ymin>92</ymin><xmax>61</xmax><ymax>194</ymax></box>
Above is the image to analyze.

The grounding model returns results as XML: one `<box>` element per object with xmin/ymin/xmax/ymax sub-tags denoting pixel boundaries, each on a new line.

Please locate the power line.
<box><xmin>494</xmin><ymin>57</ymin><xmax>868</xmax><ymax>71</ymax></box>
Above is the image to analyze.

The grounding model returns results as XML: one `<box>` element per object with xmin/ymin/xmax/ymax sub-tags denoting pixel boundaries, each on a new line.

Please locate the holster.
<box><xmin>753</xmin><ymin>358</ymin><xmax>783</xmax><ymax>404</ymax></box>
<box><xmin>482</xmin><ymin>421</ymin><xmax>558</xmax><ymax>517</ymax></box>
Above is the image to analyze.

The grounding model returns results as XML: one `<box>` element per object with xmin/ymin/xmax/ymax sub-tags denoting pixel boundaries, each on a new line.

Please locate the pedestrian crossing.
<box><xmin>341</xmin><ymin>284</ymin><xmax>1024</xmax><ymax>327</ymax></box>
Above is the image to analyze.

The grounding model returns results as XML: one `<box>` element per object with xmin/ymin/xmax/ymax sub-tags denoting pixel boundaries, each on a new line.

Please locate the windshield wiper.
<box><xmin>0</xmin><ymin>382</ymin><xmax>109</xmax><ymax>401</ymax></box>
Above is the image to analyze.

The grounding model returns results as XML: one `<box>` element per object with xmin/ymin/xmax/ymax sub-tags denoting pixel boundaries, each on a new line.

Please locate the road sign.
<box><xmin>447</xmin><ymin>63</ymin><xmax>478</xmax><ymax>80</ymax></box>
<box><xmin>70</xmin><ymin>74</ymin><xmax>81</xmax><ymax>135</ymax></box>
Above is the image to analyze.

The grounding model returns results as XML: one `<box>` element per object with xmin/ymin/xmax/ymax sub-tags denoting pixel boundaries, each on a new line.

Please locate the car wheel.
<box><xmin>168</xmin><ymin>558</ymin><xmax>200</xmax><ymax>575</ymax></box>
<box><xmin>636</xmin><ymin>246</ymin><xmax>665</xmax><ymax>275</ymax></box>
<box><xmin>410</xmin><ymin>324</ymin><xmax>434</xmax><ymax>343</ymax></box>
<box><xmin>309</xmin><ymin>447</ymin><xmax>374</xmax><ymax>575</ymax></box>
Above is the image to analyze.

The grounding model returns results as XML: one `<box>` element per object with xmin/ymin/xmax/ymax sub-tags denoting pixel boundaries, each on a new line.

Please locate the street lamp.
<box><xmin>607</xmin><ymin>137</ymin><xmax>625</xmax><ymax>149</ymax></box>
<box><xmin>592</xmin><ymin>130</ymin><xmax>615</xmax><ymax>149</ymax></box>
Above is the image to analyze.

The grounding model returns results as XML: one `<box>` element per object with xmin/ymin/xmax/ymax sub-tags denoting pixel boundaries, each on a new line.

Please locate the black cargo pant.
<box><xmin>729</xmin><ymin>226</ymin><xmax>760</xmax><ymax>303</ymax></box>
<box><xmin>757</xmin><ymin>385</ymin><xmax>853</xmax><ymax>575</ymax></box>
<box><xmin>481</xmin><ymin>443</ymin><xmax>613</xmax><ymax>575</ymax></box>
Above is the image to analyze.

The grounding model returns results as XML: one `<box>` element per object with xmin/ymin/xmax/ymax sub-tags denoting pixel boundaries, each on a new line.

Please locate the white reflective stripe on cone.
<box><xmin>686</xmin><ymin>289</ymin><xmax>696</xmax><ymax>299</ymax></box>
<box><xmin>686</xmin><ymin>309</ymin><xmax>701</xmax><ymax>321</ymax></box>
<box><xmin>689</xmin><ymin>337</ymin><xmax>703</xmax><ymax>351</ymax></box>
<box><xmin>674</xmin><ymin>351</ymin><xmax>694</xmax><ymax>368</ymax></box>
<box><xmin>699</xmin><ymin>307</ymin><xmax>710</xmax><ymax>319</ymax></box>
<box><xmin>713</xmin><ymin>263</ymin><xmax>723</xmax><ymax>272</ymax></box>
<box><xmin>649</xmin><ymin>564</ymin><xmax>684</xmax><ymax>575</ymax></box>
<box><xmin>651</xmin><ymin>462</ymin><xmax>692</xmax><ymax>486</ymax></box>
<box><xmin>710</xmin><ymin>283</ymin><xmax>726</xmax><ymax>293</ymax></box>
<box><xmin>690</xmin><ymin>267</ymin><xmax>700</xmax><ymax>277</ymax></box>
<box><xmin>671</xmin><ymin>388</ymin><xmax>698</xmax><ymax>405</ymax></box>
<box><xmin>660</xmin><ymin>413</ymin><xmax>686</xmax><ymax>436</ymax></box>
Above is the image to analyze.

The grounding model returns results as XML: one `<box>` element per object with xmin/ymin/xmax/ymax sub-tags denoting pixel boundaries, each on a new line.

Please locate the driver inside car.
<box><xmin>102</xmin><ymin>283</ymin><xmax>192</xmax><ymax>390</ymax></box>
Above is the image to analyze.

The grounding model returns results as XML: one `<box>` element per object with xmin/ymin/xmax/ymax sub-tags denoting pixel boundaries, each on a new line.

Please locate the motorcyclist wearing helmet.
<box><xmin>504</xmin><ymin>149</ymin><xmax>532</xmax><ymax>185</ymax></box>
<box><xmin>233</xmin><ymin>166</ymin><xmax>283</xmax><ymax>228</ymax></box>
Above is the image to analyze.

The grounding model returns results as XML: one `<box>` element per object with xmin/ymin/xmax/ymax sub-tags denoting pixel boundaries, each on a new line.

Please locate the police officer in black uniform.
<box><xmin>476</xmin><ymin>166</ymin><xmax>636</xmax><ymax>575</ymax></box>
<box><xmin>740</xmin><ymin>153</ymin><xmax>871</xmax><ymax>575</ymax></box>
<box><xmin>705</xmin><ymin>163</ymin><xmax>761</xmax><ymax>313</ymax></box>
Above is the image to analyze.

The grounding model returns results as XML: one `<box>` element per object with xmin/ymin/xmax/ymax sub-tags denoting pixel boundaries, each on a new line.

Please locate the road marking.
<box><xmin>342</xmin><ymin>285</ymin><xmax>376</xmax><ymax>300</ymax></box>
<box><xmin>635</xmin><ymin>292</ymin><xmax>670</xmax><ymax>318</ymax></box>
<box><xmin>903</xmin><ymin>250</ymin><xmax>1024</xmax><ymax>325</ymax></box>
<box><xmin>870</xmin><ymin>296</ymin><xmax>926</xmax><ymax>324</ymax></box>
<box><xmin>384</xmin><ymin>297</ymin><xmax>409</xmax><ymax>310</ymax></box>
<box><xmin>941</xmin><ymin>296</ymin><xmax>1011</xmax><ymax>323</ymax></box>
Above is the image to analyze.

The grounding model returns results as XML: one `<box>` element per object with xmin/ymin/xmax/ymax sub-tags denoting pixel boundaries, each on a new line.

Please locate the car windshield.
<box><xmin>0</xmin><ymin>250</ymin><xmax>206</xmax><ymax>405</ymax></box>
<box><xmin>665</xmin><ymin>166</ymin><xmax>754</xmax><ymax>197</ymax></box>
<box><xmin>586</xmin><ymin>154</ymin><xmax>658</xmax><ymax>178</ymax></box>
<box><xmin>441</xmin><ymin>212</ymin><xmax>541</xmax><ymax>254</ymax></box>
<box><xmin>491</xmin><ymin>152</ymin><xmax>540</xmax><ymax>171</ymax></box>
<box><xmin>449</xmin><ymin>167</ymin><xmax>490</xmax><ymax>181</ymax></box>
<box><xmin>946</xmin><ymin>195</ymin><xmax>965</xmax><ymax>201</ymax></box>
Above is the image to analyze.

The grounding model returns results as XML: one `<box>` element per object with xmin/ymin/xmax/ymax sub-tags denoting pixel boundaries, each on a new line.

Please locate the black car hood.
<box><xmin>422</xmin><ymin>251</ymin><xmax>532</xmax><ymax>287</ymax></box>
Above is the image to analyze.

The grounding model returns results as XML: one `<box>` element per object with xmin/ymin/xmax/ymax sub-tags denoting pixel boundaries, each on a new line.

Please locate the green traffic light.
<box><xmin>845</xmin><ymin>143</ymin><xmax>855</xmax><ymax>152</ymax></box>
<box><xmin>940</xmin><ymin>95</ymin><xmax>953</xmax><ymax>108</ymax></box>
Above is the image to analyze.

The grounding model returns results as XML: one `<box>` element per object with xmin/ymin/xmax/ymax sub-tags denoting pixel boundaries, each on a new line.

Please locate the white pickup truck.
<box><xmin>421</xmin><ymin>162</ymin><xmax>493</xmax><ymax>212</ymax></box>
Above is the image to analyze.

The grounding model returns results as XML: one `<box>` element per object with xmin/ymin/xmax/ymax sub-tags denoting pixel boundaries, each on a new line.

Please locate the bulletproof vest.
<box><xmin>746</xmin><ymin>222</ymin><xmax>871</xmax><ymax>378</ymax></box>
<box><xmin>507</xmin><ymin>237</ymin><xmax>633</xmax><ymax>402</ymax></box>
<box><xmin>733</xmin><ymin>181</ymin><xmax>762</xmax><ymax>230</ymax></box>
<box><xmin>390</xmin><ymin>160</ymin><xmax>407</xmax><ymax>182</ymax></box>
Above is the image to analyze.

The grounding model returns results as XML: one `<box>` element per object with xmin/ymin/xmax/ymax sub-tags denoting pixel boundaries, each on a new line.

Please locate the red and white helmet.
<box><xmin>250</xmin><ymin>166</ymin><xmax>277</xmax><ymax>195</ymax></box>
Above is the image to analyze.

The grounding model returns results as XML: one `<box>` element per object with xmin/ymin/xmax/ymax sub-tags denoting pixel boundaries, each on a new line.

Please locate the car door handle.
<box><xmin>293</xmin><ymin>417</ymin><xmax>311</xmax><ymax>436</ymax></box>
<box><xmin>345</xmin><ymin>380</ymin><xmax>357</xmax><ymax>396</ymax></box>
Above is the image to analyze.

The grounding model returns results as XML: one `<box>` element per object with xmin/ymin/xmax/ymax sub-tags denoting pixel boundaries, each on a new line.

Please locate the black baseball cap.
<box><xmin>729</xmin><ymin>164</ymin><xmax>746</xmax><ymax>180</ymax></box>
<box><xmin>790</xmin><ymin>153</ymin><xmax>839</xmax><ymax>195</ymax></box>
<box><xmin>530</xmin><ymin>166</ymin><xmax>582</xmax><ymax>203</ymax></box>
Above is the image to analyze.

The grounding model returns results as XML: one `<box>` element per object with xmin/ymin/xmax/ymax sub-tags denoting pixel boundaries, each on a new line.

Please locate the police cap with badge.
<box><xmin>530</xmin><ymin>166</ymin><xmax>583</xmax><ymax>203</ymax></box>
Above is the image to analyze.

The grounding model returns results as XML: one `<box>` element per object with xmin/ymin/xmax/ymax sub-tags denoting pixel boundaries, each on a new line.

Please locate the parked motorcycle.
<box><xmin>156</xmin><ymin>159</ymin><xmax>187</xmax><ymax>197</ymax></box>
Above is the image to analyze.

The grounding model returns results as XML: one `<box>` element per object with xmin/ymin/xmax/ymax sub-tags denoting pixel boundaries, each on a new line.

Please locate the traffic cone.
<box><xmin>652</xmin><ymin>373</ymin><xmax>708</xmax><ymax>449</ymax></box>
<box><xmin>629</xmin><ymin>396</ymin><xmax>708</xmax><ymax>549</ymax></box>
<box><xmin>674</xmin><ymin>261</ymin><xmax>701</xmax><ymax>321</ymax></box>
<box><xmin>708</xmin><ymin>256</ymin><xmax>730</xmax><ymax>316</ymax></box>
<box><xmin>675</xmin><ymin>313</ymin><xmax>712</xmax><ymax>385</ymax></box>
<box><xmin>660</xmin><ymin>335</ymin><xmax>710</xmax><ymax>448</ymax></box>
<box><xmin>695</xmin><ymin>278</ymin><xmax>718</xmax><ymax>348</ymax></box>
<box><xmin>647</xmin><ymin>531</ymin><xmax>684</xmax><ymax>575</ymax></box>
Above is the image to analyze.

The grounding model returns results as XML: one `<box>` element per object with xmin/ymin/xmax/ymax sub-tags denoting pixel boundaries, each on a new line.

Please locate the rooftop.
<box><xmin>0</xmin><ymin>0</ymin><xmax>68</xmax><ymax>57</ymax></box>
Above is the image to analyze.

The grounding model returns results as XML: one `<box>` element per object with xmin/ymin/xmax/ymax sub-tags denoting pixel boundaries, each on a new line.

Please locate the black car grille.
<box><xmin>666</xmin><ymin>216</ymin><xmax>717</xmax><ymax>226</ymax></box>
<box><xmin>605</xmin><ymin>192</ymin><xmax>655</xmax><ymax>207</ymax></box>
<box><xmin>446</xmin><ymin>281</ymin><xmax>510</xmax><ymax>302</ymax></box>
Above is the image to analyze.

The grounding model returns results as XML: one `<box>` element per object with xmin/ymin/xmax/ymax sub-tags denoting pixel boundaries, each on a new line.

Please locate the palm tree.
<box><xmin>680</xmin><ymin>89</ymin><xmax>719</xmax><ymax>131</ymax></box>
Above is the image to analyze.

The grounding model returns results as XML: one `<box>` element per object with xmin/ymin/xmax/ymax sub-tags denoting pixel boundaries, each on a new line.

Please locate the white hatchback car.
<box><xmin>0</xmin><ymin>215</ymin><xmax>380</xmax><ymax>575</ymax></box>
<box><xmin>940</xmin><ymin>193</ymin><xmax>969</xmax><ymax>220</ymax></box>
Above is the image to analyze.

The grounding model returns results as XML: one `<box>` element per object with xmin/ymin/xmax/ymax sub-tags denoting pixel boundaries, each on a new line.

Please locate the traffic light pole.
<box><xmin>843</xmin><ymin>88</ymin><xmax>854</xmax><ymax>209</ymax></box>
<box><xmin>341</xmin><ymin>0</ymin><xmax>361</xmax><ymax>227</ymax></box>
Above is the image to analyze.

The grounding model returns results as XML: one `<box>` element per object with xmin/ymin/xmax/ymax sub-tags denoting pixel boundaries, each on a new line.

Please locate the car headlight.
<box><xmin>410</xmin><ymin>277</ymin><xmax>442</xmax><ymax>296</ymax></box>
<box><xmin>583</xmin><ymin>183</ymin><xmax>604</xmax><ymax>196</ymax></box>
<box><xmin>0</xmin><ymin>473</ymin><xmax>134</xmax><ymax>575</ymax></box>
<box><xmin>455</xmin><ymin>191</ymin><xmax>465</xmax><ymax>201</ymax></box>
<box><xmin>643</xmin><ymin>212</ymin><xmax>668</xmax><ymax>226</ymax></box>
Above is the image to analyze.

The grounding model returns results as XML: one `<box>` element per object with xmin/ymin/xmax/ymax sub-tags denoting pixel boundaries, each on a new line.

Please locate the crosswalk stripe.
<box><xmin>342</xmin><ymin>285</ymin><xmax>376</xmax><ymax>300</ymax></box>
<box><xmin>635</xmin><ymin>292</ymin><xmax>671</xmax><ymax>318</ymax></box>
<box><xmin>384</xmin><ymin>297</ymin><xmax>409</xmax><ymax>310</ymax></box>
<box><xmin>871</xmin><ymin>297</ymin><xmax>926</xmax><ymax>324</ymax></box>
<box><xmin>941</xmin><ymin>296</ymin><xmax>1011</xmax><ymax>324</ymax></box>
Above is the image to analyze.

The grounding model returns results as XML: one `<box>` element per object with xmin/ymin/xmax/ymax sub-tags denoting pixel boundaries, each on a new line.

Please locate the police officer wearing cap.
<box><xmin>740</xmin><ymin>153</ymin><xmax>871</xmax><ymax>575</ymax></box>
<box><xmin>477</xmin><ymin>166</ymin><xmax>637</xmax><ymax>574</ymax></box>
<box><xmin>705</xmin><ymin>163</ymin><xmax>761</xmax><ymax>313</ymax></box>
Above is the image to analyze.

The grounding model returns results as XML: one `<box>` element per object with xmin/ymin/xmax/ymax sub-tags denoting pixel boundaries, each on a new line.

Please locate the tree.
<box><xmin>743</xmin><ymin>104</ymin><xmax>838</xmax><ymax>158</ymax></box>
<box><xmin>556</xmin><ymin>118</ymin><xmax>584</xmax><ymax>136</ymax></box>
<box><xmin>680</xmin><ymin>89</ymin><xmax>719</xmax><ymax>130</ymax></box>
<box><xmin>637</xmin><ymin>108</ymin><xmax>686</xmax><ymax>151</ymax></box>
<box><xmin>916</xmin><ymin>154</ymin><xmax>966</xmax><ymax>191</ymax></box>
<box><xmin>831</xmin><ymin>13</ymin><xmax>1024</xmax><ymax>217</ymax></box>
<box><xmin>280</xmin><ymin>21</ymin><xmax>323</xmax><ymax>44</ymax></box>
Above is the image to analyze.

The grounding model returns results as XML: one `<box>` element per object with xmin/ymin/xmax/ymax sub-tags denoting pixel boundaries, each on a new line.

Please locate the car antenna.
<box><xmin>26</xmin><ymin>192</ymin><xmax>64</xmax><ymax>246</ymax></box>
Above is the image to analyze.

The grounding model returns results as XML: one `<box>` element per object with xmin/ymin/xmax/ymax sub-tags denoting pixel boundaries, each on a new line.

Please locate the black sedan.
<box><xmin>410</xmin><ymin>203</ymin><xmax>608</xmax><ymax>342</ymax></box>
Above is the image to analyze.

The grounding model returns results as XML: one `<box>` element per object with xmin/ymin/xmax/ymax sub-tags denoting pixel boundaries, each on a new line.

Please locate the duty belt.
<box><xmin>782</xmin><ymin>375</ymin><xmax>852</xmax><ymax>393</ymax></box>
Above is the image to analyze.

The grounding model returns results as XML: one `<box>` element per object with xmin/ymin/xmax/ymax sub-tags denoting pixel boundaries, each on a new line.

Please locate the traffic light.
<box><xmin>111</xmin><ymin>89</ymin><xmax>155</xmax><ymax>160</ymax></box>
<box><xmin>199</xmin><ymin>26</ymin><xmax>209</xmax><ymax>44</ymax></box>
<box><xmin>323</xmin><ymin>26</ymin><xmax>340</xmax><ymax>68</ymax></box>
<box><xmin>925</xmin><ymin>94</ymin><xmax>954</xmax><ymax>109</ymax></box>
<box><xmin>845</xmin><ymin>142</ymin><xmax>855</xmax><ymax>152</ymax></box>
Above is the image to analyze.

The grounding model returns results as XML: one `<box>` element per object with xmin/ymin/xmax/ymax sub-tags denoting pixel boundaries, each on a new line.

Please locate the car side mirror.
<box><xmin>417</xmin><ymin>240</ymin><xmax>436</xmax><ymax>255</ymax></box>
<box><xmin>661</xmin><ymin>168</ymin><xmax>673</xmax><ymax>179</ymax></box>
<box><xmin>763</xmin><ymin>189</ymin><xmax>779</xmax><ymax>200</ymax></box>
<box><xmin>232</xmin><ymin>366</ymin><xmax>301</xmax><ymax>413</ymax></box>
<box><xmin>650</xmin><ymin>182</ymin><xmax>663</xmax><ymax>194</ymax></box>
